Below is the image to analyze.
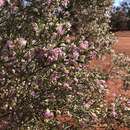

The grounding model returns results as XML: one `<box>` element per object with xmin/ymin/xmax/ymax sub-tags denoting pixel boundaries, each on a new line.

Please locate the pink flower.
<box><xmin>51</xmin><ymin>72</ymin><xmax>60</xmax><ymax>81</ymax></box>
<box><xmin>112</xmin><ymin>111</ymin><xmax>117</xmax><ymax>117</ymax></box>
<box><xmin>90</xmin><ymin>51</ymin><xmax>96</xmax><ymax>58</ymax></box>
<box><xmin>5</xmin><ymin>40</ymin><xmax>14</xmax><ymax>49</ymax></box>
<box><xmin>72</xmin><ymin>51</ymin><xmax>79</xmax><ymax>60</ymax></box>
<box><xmin>69</xmin><ymin>45</ymin><xmax>80</xmax><ymax>60</ymax></box>
<box><xmin>47</xmin><ymin>0</ymin><xmax>52</xmax><ymax>5</ymax></box>
<box><xmin>44</xmin><ymin>109</ymin><xmax>54</xmax><ymax>118</ymax></box>
<box><xmin>56</xmin><ymin>24</ymin><xmax>64</xmax><ymax>35</ymax></box>
<box><xmin>62</xmin><ymin>0</ymin><xmax>69</xmax><ymax>7</ymax></box>
<box><xmin>79</xmin><ymin>41</ymin><xmax>88</xmax><ymax>50</ymax></box>
<box><xmin>83</xmin><ymin>103</ymin><xmax>91</xmax><ymax>109</ymax></box>
<box><xmin>83</xmin><ymin>100</ymin><xmax>95</xmax><ymax>109</ymax></box>
<box><xmin>17</xmin><ymin>38</ymin><xmax>27</xmax><ymax>47</ymax></box>
<box><xmin>0</xmin><ymin>0</ymin><xmax>5</xmax><ymax>7</ymax></box>
<box><xmin>91</xmin><ymin>112</ymin><xmax>98</xmax><ymax>121</ymax></box>
<box><xmin>63</xmin><ymin>83</ymin><xmax>72</xmax><ymax>90</ymax></box>
<box><xmin>74</xmin><ymin>78</ymin><xmax>78</xmax><ymax>83</ymax></box>
<box><xmin>112</xmin><ymin>103</ymin><xmax>117</xmax><ymax>117</ymax></box>
<box><xmin>63</xmin><ymin>83</ymin><xmax>69</xmax><ymax>88</ymax></box>
<box><xmin>31</xmin><ymin>91</ymin><xmax>36</xmax><ymax>97</ymax></box>
<box><xmin>32</xmin><ymin>22</ymin><xmax>39</xmax><ymax>32</ymax></box>
<box><xmin>127</xmin><ymin>99</ymin><xmax>130</xmax><ymax>106</ymax></box>
<box><xmin>47</xmin><ymin>48</ymin><xmax>63</xmax><ymax>63</ymax></box>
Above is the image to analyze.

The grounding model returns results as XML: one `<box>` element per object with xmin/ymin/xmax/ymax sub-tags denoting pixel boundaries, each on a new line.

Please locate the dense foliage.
<box><xmin>0</xmin><ymin>0</ymin><xmax>130</xmax><ymax>130</ymax></box>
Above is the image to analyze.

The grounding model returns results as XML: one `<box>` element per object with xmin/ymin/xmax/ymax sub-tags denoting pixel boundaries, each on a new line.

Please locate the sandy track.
<box><xmin>114</xmin><ymin>31</ymin><xmax>130</xmax><ymax>55</ymax></box>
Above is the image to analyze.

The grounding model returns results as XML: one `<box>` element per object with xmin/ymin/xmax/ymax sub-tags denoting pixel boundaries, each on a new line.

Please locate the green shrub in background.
<box><xmin>111</xmin><ymin>1</ymin><xmax>130</xmax><ymax>31</ymax></box>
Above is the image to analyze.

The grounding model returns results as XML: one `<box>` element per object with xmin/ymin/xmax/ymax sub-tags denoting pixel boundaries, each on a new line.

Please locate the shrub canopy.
<box><xmin>0</xmin><ymin>0</ymin><xmax>130</xmax><ymax>130</ymax></box>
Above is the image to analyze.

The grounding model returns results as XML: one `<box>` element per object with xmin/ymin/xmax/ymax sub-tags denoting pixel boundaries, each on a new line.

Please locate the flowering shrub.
<box><xmin>0</xmin><ymin>0</ymin><xmax>130</xmax><ymax>130</ymax></box>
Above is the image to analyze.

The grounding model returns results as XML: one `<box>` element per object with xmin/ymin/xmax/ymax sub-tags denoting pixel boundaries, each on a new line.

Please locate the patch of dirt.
<box><xmin>86</xmin><ymin>32</ymin><xmax>130</xmax><ymax>129</ymax></box>
<box><xmin>88</xmin><ymin>53</ymin><xmax>130</xmax><ymax>102</ymax></box>
<box><xmin>114</xmin><ymin>31</ymin><xmax>130</xmax><ymax>55</ymax></box>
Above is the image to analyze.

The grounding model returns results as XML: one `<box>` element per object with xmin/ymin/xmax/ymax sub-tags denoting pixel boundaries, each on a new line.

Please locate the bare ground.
<box><xmin>114</xmin><ymin>31</ymin><xmax>130</xmax><ymax>55</ymax></box>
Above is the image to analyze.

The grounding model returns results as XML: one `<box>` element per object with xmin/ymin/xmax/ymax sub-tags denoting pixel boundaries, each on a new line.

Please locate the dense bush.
<box><xmin>0</xmin><ymin>0</ymin><xmax>130</xmax><ymax>130</ymax></box>
<box><xmin>111</xmin><ymin>9</ymin><xmax>128</xmax><ymax>31</ymax></box>
<box><xmin>111</xmin><ymin>2</ymin><xmax>130</xmax><ymax>31</ymax></box>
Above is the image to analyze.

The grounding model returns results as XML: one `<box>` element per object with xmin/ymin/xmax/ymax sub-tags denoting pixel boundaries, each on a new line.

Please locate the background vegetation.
<box><xmin>111</xmin><ymin>1</ymin><xmax>130</xmax><ymax>31</ymax></box>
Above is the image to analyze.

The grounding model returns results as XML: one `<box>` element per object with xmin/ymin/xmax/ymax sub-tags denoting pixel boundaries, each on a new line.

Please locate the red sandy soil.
<box><xmin>110</xmin><ymin>31</ymin><xmax>130</xmax><ymax>100</ymax></box>
<box><xmin>87</xmin><ymin>32</ymin><xmax>130</xmax><ymax>130</ymax></box>
<box><xmin>89</xmin><ymin>31</ymin><xmax>130</xmax><ymax>102</ymax></box>
<box><xmin>114</xmin><ymin>31</ymin><xmax>130</xmax><ymax>55</ymax></box>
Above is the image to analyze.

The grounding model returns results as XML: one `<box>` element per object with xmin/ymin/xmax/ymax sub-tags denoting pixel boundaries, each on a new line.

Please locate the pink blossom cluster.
<box><xmin>17</xmin><ymin>38</ymin><xmax>27</xmax><ymax>47</ymax></box>
<box><xmin>5</xmin><ymin>38</ymin><xmax>27</xmax><ymax>49</ymax></box>
<box><xmin>68</xmin><ymin>40</ymin><xmax>89</xmax><ymax>60</ymax></box>
<box><xmin>62</xmin><ymin>0</ymin><xmax>69</xmax><ymax>7</ymax></box>
<box><xmin>79</xmin><ymin>41</ymin><xmax>89</xmax><ymax>50</ymax></box>
<box><xmin>56</xmin><ymin>24</ymin><xmax>65</xmax><ymax>35</ymax></box>
<box><xmin>50</xmin><ymin>71</ymin><xmax>60</xmax><ymax>81</ymax></box>
<box><xmin>44</xmin><ymin>109</ymin><xmax>54</xmax><ymax>119</ymax></box>
<box><xmin>112</xmin><ymin>103</ymin><xmax>117</xmax><ymax>117</ymax></box>
<box><xmin>0</xmin><ymin>0</ymin><xmax>5</xmax><ymax>7</ymax></box>
<box><xmin>69</xmin><ymin>44</ymin><xmax>80</xmax><ymax>60</ymax></box>
<box><xmin>47</xmin><ymin>48</ymin><xmax>63</xmax><ymax>63</ymax></box>
<box><xmin>5</xmin><ymin>40</ymin><xmax>14</xmax><ymax>49</ymax></box>
<box><xmin>34</xmin><ymin>47</ymin><xmax>63</xmax><ymax>63</ymax></box>
<box><xmin>47</xmin><ymin>0</ymin><xmax>52</xmax><ymax>5</ymax></box>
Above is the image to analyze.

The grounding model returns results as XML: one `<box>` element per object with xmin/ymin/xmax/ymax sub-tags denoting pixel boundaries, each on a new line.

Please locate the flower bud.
<box><xmin>44</xmin><ymin>109</ymin><xmax>54</xmax><ymax>119</ymax></box>
<box><xmin>79</xmin><ymin>41</ymin><xmax>89</xmax><ymax>50</ymax></box>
